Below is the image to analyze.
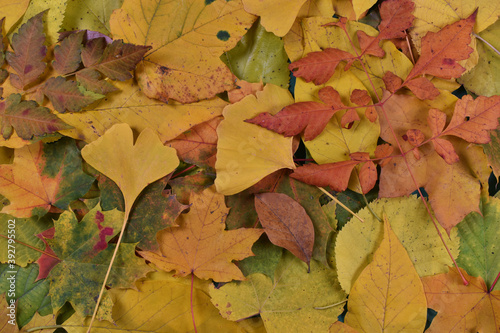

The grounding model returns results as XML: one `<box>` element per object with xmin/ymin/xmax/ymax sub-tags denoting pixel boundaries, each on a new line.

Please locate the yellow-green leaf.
<box><xmin>344</xmin><ymin>215</ymin><xmax>427</xmax><ymax>332</ymax></box>
<box><xmin>110</xmin><ymin>0</ymin><xmax>256</xmax><ymax>103</ymax></box>
<box><xmin>16</xmin><ymin>0</ymin><xmax>66</xmax><ymax>45</ymax></box>
<box><xmin>215</xmin><ymin>84</ymin><xmax>295</xmax><ymax>195</ymax></box>
<box><xmin>81</xmin><ymin>123</ymin><xmax>179</xmax><ymax>213</ymax></box>
<box><xmin>335</xmin><ymin>196</ymin><xmax>460</xmax><ymax>293</ymax></box>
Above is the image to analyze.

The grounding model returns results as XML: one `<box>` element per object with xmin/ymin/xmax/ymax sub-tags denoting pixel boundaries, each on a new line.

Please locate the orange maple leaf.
<box><xmin>421</xmin><ymin>267</ymin><xmax>500</xmax><ymax>332</ymax></box>
<box><xmin>139</xmin><ymin>186</ymin><xmax>264</xmax><ymax>282</ymax></box>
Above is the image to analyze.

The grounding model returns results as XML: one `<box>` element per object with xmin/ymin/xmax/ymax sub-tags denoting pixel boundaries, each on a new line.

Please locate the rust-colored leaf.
<box><xmin>405</xmin><ymin>12</ymin><xmax>476</xmax><ymax>82</ymax></box>
<box><xmin>42</xmin><ymin>76</ymin><xmax>104</xmax><ymax>113</ymax></box>
<box><xmin>254</xmin><ymin>192</ymin><xmax>314</xmax><ymax>270</ymax></box>
<box><xmin>404</xmin><ymin>77</ymin><xmax>440</xmax><ymax>100</ymax></box>
<box><xmin>290</xmin><ymin>160</ymin><xmax>359</xmax><ymax>192</ymax></box>
<box><xmin>81</xmin><ymin>37</ymin><xmax>106</xmax><ymax>67</ymax></box>
<box><xmin>245</xmin><ymin>86</ymin><xmax>346</xmax><ymax>141</ymax></box>
<box><xmin>422</xmin><ymin>267</ymin><xmax>500</xmax><ymax>332</ymax></box>
<box><xmin>289</xmin><ymin>48</ymin><xmax>355</xmax><ymax>85</ymax></box>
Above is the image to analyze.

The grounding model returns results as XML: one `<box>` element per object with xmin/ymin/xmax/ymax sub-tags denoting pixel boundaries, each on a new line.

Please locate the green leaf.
<box><xmin>46</xmin><ymin>205</ymin><xmax>152</xmax><ymax>317</ymax></box>
<box><xmin>222</xmin><ymin>20</ymin><xmax>290</xmax><ymax>88</ymax></box>
<box><xmin>61</xmin><ymin>0</ymin><xmax>124</xmax><ymax>36</ymax></box>
<box><xmin>93</xmin><ymin>40</ymin><xmax>151</xmax><ymax>81</ymax></box>
<box><xmin>53</xmin><ymin>30</ymin><xmax>85</xmax><ymax>75</ymax></box>
<box><xmin>0</xmin><ymin>214</ymin><xmax>52</xmax><ymax>266</ymax></box>
<box><xmin>43</xmin><ymin>77</ymin><xmax>105</xmax><ymax>113</ymax></box>
<box><xmin>0</xmin><ymin>94</ymin><xmax>72</xmax><ymax>140</ymax></box>
<box><xmin>99</xmin><ymin>175</ymin><xmax>188</xmax><ymax>252</ymax></box>
<box><xmin>237</xmin><ymin>236</ymin><xmax>283</xmax><ymax>279</ymax></box>
<box><xmin>0</xmin><ymin>263</ymin><xmax>52</xmax><ymax>328</ymax></box>
<box><xmin>456</xmin><ymin>196</ymin><xmax>500</xmax><ymax>291</ymax></box>
<box><xmin>0</xmin><ymin>137</ymin><xmax>95</xmax><ymax>217</ymax></box>
<box><xmin>210</xmin><ymin>252</ymin><xmax>346</xmax><ymax>333</ymax></box>
<box><xmin>6</xmin><ymin>12</ymin><xmax>47</xmax><ymax>89</ymax></box>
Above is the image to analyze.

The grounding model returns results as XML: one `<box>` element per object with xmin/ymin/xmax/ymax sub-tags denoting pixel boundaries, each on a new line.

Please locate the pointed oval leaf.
<box><xmin>345</xmin><ymin>216</ymin><xmax>427</xmax><ymax>332</ymax></box>
<box><xmin>53</xmin><ymin>30</ymin><xmax>85</xmax><ymax>75</ymax></box>
<box><xmin>255</xmin><ymin>192</ymin><xmax>314</xmax><ymax>269</ymax></box>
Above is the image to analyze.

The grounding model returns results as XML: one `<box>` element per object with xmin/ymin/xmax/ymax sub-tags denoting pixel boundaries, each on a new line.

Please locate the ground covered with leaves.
<box><xmin>0</xmin><ymin>0</ymin><xmax>499</xmax><ymax>332</ymax></box>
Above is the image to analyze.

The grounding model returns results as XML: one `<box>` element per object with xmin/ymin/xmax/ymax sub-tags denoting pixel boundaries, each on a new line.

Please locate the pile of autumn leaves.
<box><xmin>0</xmin><ymin>0</ymin><xmax>499</xmax><ymax>332</ymax></box>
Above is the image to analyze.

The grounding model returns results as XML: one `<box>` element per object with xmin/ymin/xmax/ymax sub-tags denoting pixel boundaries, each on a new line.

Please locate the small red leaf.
<box><xmin>357</xmin><ymin>31</ymin><xmax>385</xmax><ymax>57</ymax></box>
<box><xmin>359</xmin><ymin>161</ymin><xmax>377</xmax><ymax>194</ymax></box>
<box><xmin>375</xmin><ymin>144</ymin><xmax>393</xmax><ymax>167</ymax></box>
<box><xmin>82</xmin><ymin>37</ymin><xmax>106</xmax><ymax>67</ymax></box>
<box><xmin>404</xmin><ymin>77</ymin><xmax>440</xmax><ymax>100</ymax></box>
<box><xmin>289</xmin><ymin>48</ymin><xmax>355</xmax><ymax>85</ymax></box>
<box><xmin>341</xmin><ymin>109</ymin><xmax>360</xmax><ymax>128</ymax></box>
<box><xmin>382</xmin><ymin>71</ymin><xmax>403</xmax><ymax>92</ymax></box>
<box><xmin>406</xmin><ymin>129</ymin><xmax>425</xmax><ymax>147</ymax></box>
<box><xmin>428</xmin><ymin>108</ymin><xmax>447</xmax><ymax>136</ymax></box>
<box><xmin>432</xmin><ymin>138</ymin><xmax>460</xmax><ymax>164</ymax></box>
<box><xmin>290</xmin><ymin>161</ymin><xmax>359</xmax><ymax>191</ymax></box>
<box><xmin>53</xmin><ymin>30</ymin><xmax>85</xmax><ymax>75</ymax></box>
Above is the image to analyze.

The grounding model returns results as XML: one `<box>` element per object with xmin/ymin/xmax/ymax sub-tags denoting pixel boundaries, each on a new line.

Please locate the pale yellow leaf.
<box><xmin>215</xmin><ymin>84</ymin><xmax>295</xmax><ymax>195</ymax></box>
<box><xmin>81</xmin><ymin>123</ymin><xmax>179</xmax><ymax>212</ymax></box>
<box><xmin>344</xmin><ymin>215</ymin><xmax>427</xmax><ymax>332</ymax></box>
<box><xmin>0</xmin><ymin>0</ymin><xmax>29</xmax><ymax>33</ymax></box>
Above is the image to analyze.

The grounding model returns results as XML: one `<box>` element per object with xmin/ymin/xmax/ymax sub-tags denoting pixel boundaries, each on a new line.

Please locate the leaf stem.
<box><xmin>489</xmin><ymin>271</ymin><xmax>500</xmax><ymax>293</ymax></box>
<box><xmin>191</xmin><ymin>273</ymin><xmax>198</xmax><ymax>333</ymax></box>
<box><xmin>473</xmin><ymin>32</ymin><xmax>500</xmax><ymax>57</ymax></box>
<box><xmin>86</xmin><ymin>209</ymin><xmax>131</xmax><ymax>332</ymax></box>
<box><xmin>317</xmin><ymin>187</ymin><xmax>364</xmax><ymax>223</ymax></box>
<box><xmin>314</xmin><ymin>299</ymin><xmax>347</xmax><ymax>310</ymax></box>
<box><xmin>0</xmin><ymin>234</ymin><xmax>59</xmax><ymax>260</ymax></box>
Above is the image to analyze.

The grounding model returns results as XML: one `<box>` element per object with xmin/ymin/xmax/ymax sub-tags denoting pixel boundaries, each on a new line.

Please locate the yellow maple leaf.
<box><xmin>110</xmin><ymin>0</ymin><xmax>256</xmax><ymax>103</ymax></box>
<box><xmin>140</xmin><ymin>186</ymin><xmax>264</xmax><ymax>282</ymax></box>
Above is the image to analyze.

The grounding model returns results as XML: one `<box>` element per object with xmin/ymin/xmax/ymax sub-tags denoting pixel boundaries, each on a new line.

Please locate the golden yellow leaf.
<box><xmin>61</xmin><ymin>272</ymin><xmax>258</xmax><ymax>333</ymax></box>
<box><xmin>215</xmin><ymin>84</ymin><xmax>295</xmax><ymax>195</ymax></box>
<box><xmin>57</xmin><ymin>80</ymin><xmax>227</xmax><ymax>144</ymax></box>
<box><xmin>283</xmin><ymin>0</ymin><xmax>335</xmax><ymax>62</ymax></box>
<box><xmin>110</xmin><ymin>0</ymin><xmax>256</xmax><ymax>103</ymax></box>
<box><xmin>0</xmin><ymin>0</ymin><xmax>29</xmax><ymax>33</ymax></box>
<box><xmin>242</xmin><ymin>0</ymin><xmax>307</xmax><ymax>37</ymax></box>
<box><xmin>352</xmin><ymin>0</ymin><xmax>377</xmax><ymax>20</ymax></box>
<box><xmin>140</xmin><ymin>186</ymin><xmax>264</xmax><ymax>282</ymax></box>
<box><xmin>344</xmin><ymin>215</ymin><xmax>427</xmax><ymax>332</ymax></box>
<box><xmin>81</xmin><ymin>123</ymin><xmax>179</xmax><ymax>213</ymax></box>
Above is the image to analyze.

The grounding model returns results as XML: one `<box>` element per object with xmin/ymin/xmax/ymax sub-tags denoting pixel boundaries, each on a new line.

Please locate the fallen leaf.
<box><xmin>60</xmin><ymin>0</ymin><xmax>122</xmax><ymax>35</ymax></box>
<box><xmin>344</xmin><ymin>215</ymin><xmax>427</xmax><ymax>332</ymax></box>
<box><xmin>0</xmin><ymin>0</ymin><xmax>30</xmax><ymax>32</ymax></box>
<box><xmin>242</xmin><ymin>0</ymin><xmax>307</xmax><ymax>37</ymax></box>
<box><xmin>255</xmin><ymin>192</ymin><xmax>314</xmax><ymax>270</ymax></box>
<box><xmin>57</xmin><ymin>80</ymin><xmax>227</xmax><ymax>143</ymax></box>
<box><xmin>0</xmin><ymin>93</ymin><xmax>72</xmax><ymax>140</ymax></box>
<box><xmin>52</xmin><ymin>30</ymin><xmax>85</xmax><ymax>75</ymax></box>
<box><xmin>42</xmin><ymin>77</ymin><xmax>105</xmax><ymax>113</ymax></box>
<box><xmin>46</xmin><ymin>205</ymin><xmax>151</xmax><ymax>318</ymax></box>
<box><xmin>335</xmin><ymin>196</ymin><xmax>460</xmax><ymax>293</ymax></box>
<box><xmin>456</xmin><ymin>196</ymin><xmax>500</xmax><ymax>291</ymax></box>
<box><xmin>227</xmin><ymin>79</ymin><xmax>264</xmax><ymax>103</ymax></box>
<box><xmin>166</xmin><ymin>116</ymin><xmax>221</xmax><ymax>169</ymax></box>
<box><xmin>215</xmin><ymin>84</ymin><xmax>295</xmax><ymax>195</ymax></box>
<box><xmin>222</xmin><ymin>21</ymin><xmax>290</xmax><ymax>88</ymax></box>
<box><xmin>0</xmin><ymin>137</ymin><xmax>95</xmax><ymax>217</ymax></box>
<box><xmin>140</xmin><ymin>186</ymin><xmax>264</xmax><ymax>282</ymax></box>
<box><xmin>421</xmin><ymin>267</ymin><xmax>500</xmax><ymax>332</ymax></box>
<box><xmin>110</xmin><ymin>0</ymin><xmax>256</xmax><ymax>103</ymax></box>
<box><xmin>6</xmin><ymin>12</ymin><xmax>46</xmax><ymax>89</ymax></box>
<box><xmin>81</xmin><ymin>123</ymin><xmax>179</xmax><ymax>213</ymax></box>
<box><xmin>483</xmin><ymin>128</ymin><xmax>500</xmax><ymax>179</ymax></box>
<box><xmin>210</xmin><ymin>252</ymin><xmax>347</xmax><ymax>333</ymax></box>
<box><xmin>16</xmin><ymin>0</ymin><xmax>66</xmax><ymax>45</ymax></box>
<box><xmin>0</xmin><ymin>214</ymin><xmax>52</xmax><ymax>266</ymax></box>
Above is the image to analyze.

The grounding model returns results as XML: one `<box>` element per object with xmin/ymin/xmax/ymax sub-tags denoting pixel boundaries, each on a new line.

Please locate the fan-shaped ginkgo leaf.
<box><xmin>344</xmin><ymin>215</ymin><xmax>427</xmax><ymax>332</ymax></box>
<box><xmin>215</xmin><ymin>84</ymin><xmax>295</xmax><ymax>195</ymax></box>
<box><xmin>139</xmin><ymin>186</ymin><xmax>264</xmax><ymax>282</ymax></box>
<box><xmin>81</xmin><ymin>123</ymin><xmax>179</xmax><ymax>213</ymax></box>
